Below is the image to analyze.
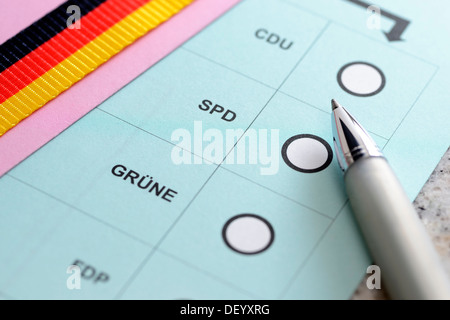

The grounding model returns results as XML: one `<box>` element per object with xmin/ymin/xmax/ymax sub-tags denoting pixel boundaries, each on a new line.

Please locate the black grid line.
<box><xmin>6</xmin><ymin>174</ymin><xmax>154</xmax><ymax>248</ymax></box>
<box><xmin>155</xmin><ymin>248</ymin><xmax>260</xmax><ymax>299</ymax></box>
<box><xmin>385</xmin><ymin>66</ymin><xmax>440</xmax><ymax>144</ymax></box>
<box><xmin>278</xmin><ymin>199</ymin><xmax>350</xmax><ymax>299</ymax></box>
<box><xmin>97</xmin><ymin>108</ymin><xmax>219</xmax><ymax>166</ymax></box>
<box><xmin>115</xmin><ymin>19</ymin><xmax>334</xmax><ymax>299</ymax></box>
<box><xmin>115</xmin><ymin>165</ymin><xmax>222</xmax><ymax>299</ymax></box>
<box><xmin>181</xmin><ymin>47</ymin><xmax>277</xmax><ymax>91</ymax></box>
<box><xmin>277</xmin><ymin>90</ymin><xmax>390</xmax><ymax>142</ymax></box>
<box><xmin>219</xmin><ymin>166</ymin><xmax>334</xmax><ymax>220</ymax></box>
<box><xmin>281</xmin><ymin>0</ymin><xmax>439</xmax><ymax>69</ymax></box>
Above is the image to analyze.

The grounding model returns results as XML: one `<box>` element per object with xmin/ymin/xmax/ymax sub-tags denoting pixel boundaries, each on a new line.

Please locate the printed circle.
<box><xmin>281</xmin><ymin>134</ymin><xmax>333</xmax><ymax>173</ymax></box>
<box><xmin>222</xmin><ymin>214</ymin><xmax>274</xmax><ymax>255</ymax></box>
<box><xmin>337</xmin><ymin>62</ymin><xmax>385</xmax><ymax>97</ymax></box>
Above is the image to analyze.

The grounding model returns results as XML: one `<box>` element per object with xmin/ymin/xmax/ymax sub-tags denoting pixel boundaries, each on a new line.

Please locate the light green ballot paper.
<box><xmin>1</xmin><ymin>0</ymin><xmax>449</xmax><ymax>299</ymax></box>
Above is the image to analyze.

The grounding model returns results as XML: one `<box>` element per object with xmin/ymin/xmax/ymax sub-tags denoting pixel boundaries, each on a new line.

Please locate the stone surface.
<box><xmin>351</xmin><ymin>147</ymin><xmax>450</xmax><ymax>300</ymax></box>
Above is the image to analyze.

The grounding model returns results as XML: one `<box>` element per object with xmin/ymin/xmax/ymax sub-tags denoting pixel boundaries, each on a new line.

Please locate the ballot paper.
<box><xmin>0</xmin><ymin>0</ymin><xmax>449</xmax><ymax>299</ymax></box>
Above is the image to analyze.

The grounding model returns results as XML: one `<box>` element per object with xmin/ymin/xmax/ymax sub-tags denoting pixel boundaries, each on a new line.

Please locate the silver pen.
<box><xmin>331</xmin><ymin>99</ymin><xmax>450</xmax><ymax>300</ymax></box>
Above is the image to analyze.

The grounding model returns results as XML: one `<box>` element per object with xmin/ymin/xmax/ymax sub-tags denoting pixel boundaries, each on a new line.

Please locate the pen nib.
<box><xmin>331</xmin><ymin>99</ymin><xmax>383</xmax><ymax>171</ymax></box>
<box><xmin>331</xmin><ymin>99</ymin><xmax>341</xmax><ymax>111</ymax></box>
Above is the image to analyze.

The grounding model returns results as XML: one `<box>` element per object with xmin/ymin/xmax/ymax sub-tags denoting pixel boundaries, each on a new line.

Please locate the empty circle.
<box><xmin>222</xmin><ymin>214</ymin><xmax>274</xmax><ymax>255</ymax></box>
<box><xmin>282</xmin><ymin>134</ymin><xmax>333</xmax><ymax>173</ymax></box>
<box><xmin>337</xmin><ymin>62</ymin><xmax>385</xmax><ymax>97</ymax></box>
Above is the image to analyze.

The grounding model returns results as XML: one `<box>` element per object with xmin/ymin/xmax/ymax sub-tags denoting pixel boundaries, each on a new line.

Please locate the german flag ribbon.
<box><xmin>0</xmin><ymin>0</ymin><xmax>194</xmax><ymax>136</ymax></box>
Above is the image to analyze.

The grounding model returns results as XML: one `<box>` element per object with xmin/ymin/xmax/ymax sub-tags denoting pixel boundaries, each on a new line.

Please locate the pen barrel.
<box><xmin>345</xmin><ymin>157</ymin><xmax>450</xmax><ymax>300</ymax></box>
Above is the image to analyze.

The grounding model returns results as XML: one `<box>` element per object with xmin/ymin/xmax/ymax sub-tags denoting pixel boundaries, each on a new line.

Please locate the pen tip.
<box><xmin>331</xmin><ymin>99</ymin><xmax>340</xmax><ymax>111</ymax></box>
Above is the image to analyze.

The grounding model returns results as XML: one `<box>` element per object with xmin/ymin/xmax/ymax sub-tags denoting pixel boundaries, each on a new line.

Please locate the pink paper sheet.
<box><xmin>0</xmin><ymin>0</ymin><xmax>241</xmax><ymax>176</ymax></box>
